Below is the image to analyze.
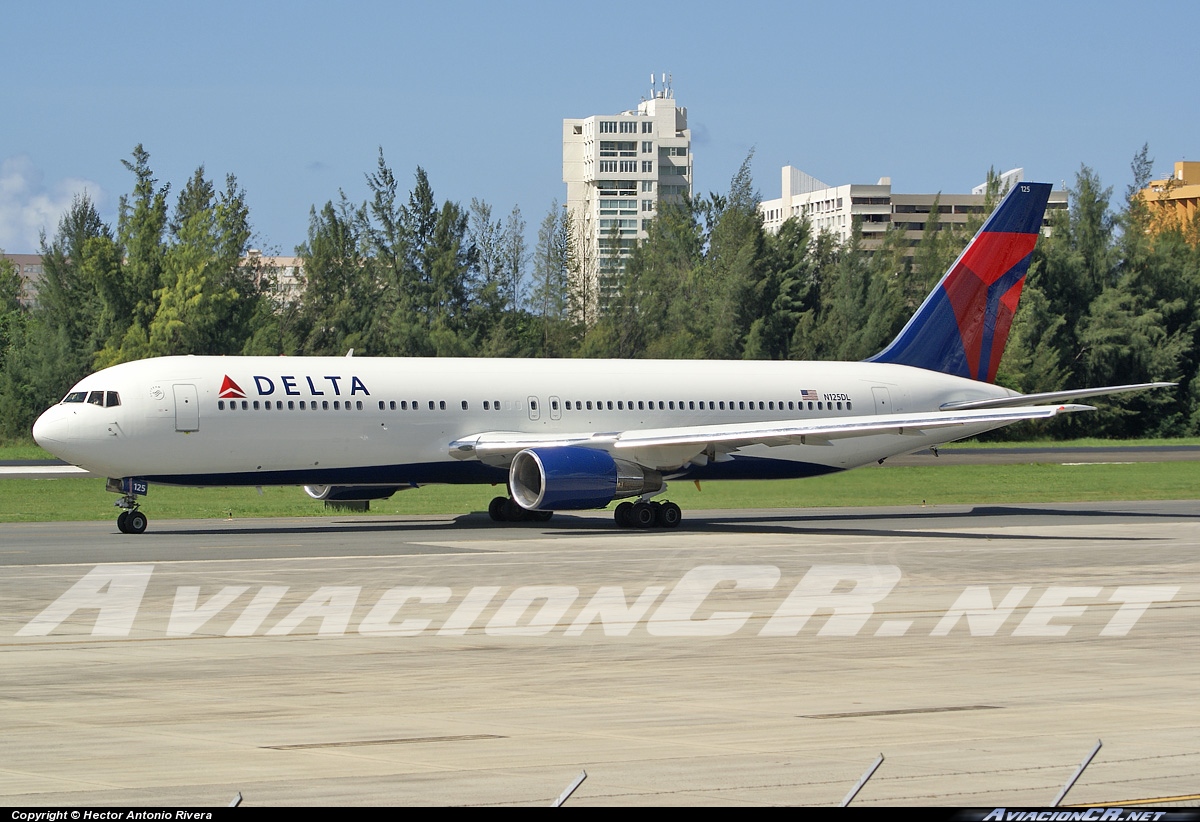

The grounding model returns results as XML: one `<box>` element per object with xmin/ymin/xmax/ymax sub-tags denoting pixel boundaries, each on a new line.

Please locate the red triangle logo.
<box><xmin>219</xmin><ymin>375</ymin><xmax>246</xmax><ymax>399</ymax></box>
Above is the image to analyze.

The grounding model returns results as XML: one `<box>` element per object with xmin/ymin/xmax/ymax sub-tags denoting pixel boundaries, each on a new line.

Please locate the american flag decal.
<box><xmin>800</xmin><ymin>389</ymin><xmax>818</xmax><ymax>401</ymax></box>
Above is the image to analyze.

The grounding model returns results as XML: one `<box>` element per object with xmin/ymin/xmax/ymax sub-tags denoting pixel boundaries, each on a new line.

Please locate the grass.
<box><xmin>944</xmin><ymin>436</ymin><xmax>1200</xmax><ymax>449</ymax></box>
<box><xmin>0</xmin><ymin>441</ymin><xmax>57</xmax><ymax>460</ymax></box>
<box><xmin>1</xmin><ymin>461</ymin><xmax>1196</xmax><ymax>523</ymax></box>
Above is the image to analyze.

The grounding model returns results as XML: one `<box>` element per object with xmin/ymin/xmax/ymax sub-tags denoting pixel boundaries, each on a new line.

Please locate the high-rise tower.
<box><xmin>563</xmin><ymin>75</ymin><xmax>691</xmax><ymax>318</ymax></box>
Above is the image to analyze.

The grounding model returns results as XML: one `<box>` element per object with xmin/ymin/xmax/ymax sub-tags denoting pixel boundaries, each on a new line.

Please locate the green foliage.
<box><xmin>5</xmin><ymin>143</ymin><xmax>1200</xmax><ymax>442</ymax></box>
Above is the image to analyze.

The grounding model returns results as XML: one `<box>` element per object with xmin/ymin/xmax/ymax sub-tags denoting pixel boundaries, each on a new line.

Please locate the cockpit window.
<box><xmin>87</xmin><ymin>391</ymin><xmax>105</xmax><ymax>406</ymax></box>
<box><xmin>63</xmin><ymin>391</ymin><xmax>88</xmax><ymax>403</ymax></box>
<box><xmin>106</xmin><ymin>391</ymin><xmax>121</xmax><ymax>407</ymax></box>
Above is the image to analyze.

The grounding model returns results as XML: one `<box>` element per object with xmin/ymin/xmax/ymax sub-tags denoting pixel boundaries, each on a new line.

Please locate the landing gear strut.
<box><xmin>488</xmin><ymin>496</ymin><xmax>553</xmax><ymax>523</ymax></box>
<box><xmin>614</xmin><ymin>500</ymin><xmax>682</xmax><ymax>529</ymax></box>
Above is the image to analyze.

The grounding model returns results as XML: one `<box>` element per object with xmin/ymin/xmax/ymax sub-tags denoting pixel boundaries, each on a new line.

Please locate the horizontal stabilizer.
<box><xmin>940</xmin><ymin>382</ymin><xmax>1176</xmax><ymax>411</ymax></box>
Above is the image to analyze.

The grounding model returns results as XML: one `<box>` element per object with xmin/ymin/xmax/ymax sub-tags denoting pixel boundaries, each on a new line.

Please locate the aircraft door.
<box><xmin>549</xmin><ymin>395</ymin><xmax>562</xmax><ymax>421</ymax></box>
<box><xmin>871</xmin><ymin>386</ymin><xmax>892</xmax><ymax>415</ymax></box>
<box><xmin>528</xmin><ymin>396</ymin><xmax>541</xmax><ymax>421</ymax></box>
<box><xmin>174</xmin><ymin>384</ymin><xmax>199</xmax><ymax>432</ymax></box>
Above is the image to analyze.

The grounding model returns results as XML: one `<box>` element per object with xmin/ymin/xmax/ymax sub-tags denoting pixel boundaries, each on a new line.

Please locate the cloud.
<box><xmin>0</xmin><ymin>155</ymin><xmax>104</xmax><ymax>254</ymax></box>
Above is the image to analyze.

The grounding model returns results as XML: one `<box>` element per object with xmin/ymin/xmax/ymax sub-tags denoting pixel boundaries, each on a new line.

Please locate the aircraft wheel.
<box><xmin>532</xmin><ymin>509</ymin><xmax>554</xmax><ymax>522</ymax></box>
<box><xmin>117</xmin><ymin>511</ymin><xmax>130</xmax><ymax>533</ymax></box>
<box><xmin>614</xmin><ymin>501</ymin><xmax>634</xmax><ymax>528</ymax></box>
<box><xmin>502</xmin><ymin>498</ymin><xmax>528</xmax><ymax>522</ymax></box>
<box><xmin>632</xmin><ymin>502</ymin><xmax>656</xmax><ymax>528</ymax></box>
<box><xmin>658</xmin><ymin>502</ymin><xmax>682</xmax><ymax>528</ymax></box>
<box><xmin>126</xmin><ymin>511</ymin><xmax>148</xmax><ymax>535</ymax></box>
<box><xmin>488</xmin><ymin>496</ymin><xmax>508</xmax><ymax>522</ymax></box>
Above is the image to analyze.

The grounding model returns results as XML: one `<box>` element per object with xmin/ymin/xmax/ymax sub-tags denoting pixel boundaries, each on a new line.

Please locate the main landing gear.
<box><xmin>614</xmin><ymin>500</ymin><xmax>682</xmax><ymax>529</ymax></box>
<box><xmin>488</xmin><ymin>496</ymin><xmax>554</xmax><ymax>523</ymax></box>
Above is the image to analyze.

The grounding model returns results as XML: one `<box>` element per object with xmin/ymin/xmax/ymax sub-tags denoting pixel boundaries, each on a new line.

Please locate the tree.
<box><xmin>529</xmin><ymin>201</ymin><xmax>575</xmax><ymax>356</ymax></box>
<box><xmin>37</xmin><ymin>193</ymin><xmax>112</xmax><ymax>356</ymax></box>
<box><xmin>0</xmin><ymin>256</ymin><xmax>25</xmax><ymax>374</ymax></box>
<box><xmin>296</xmin><ymin>195</ymin><xmax>374</xmax><ymax>355</ymax></box>
<box><xmin>117</xmin><ymin>145</ymin><xmax>170</xmax><ymax>335</ymax></box>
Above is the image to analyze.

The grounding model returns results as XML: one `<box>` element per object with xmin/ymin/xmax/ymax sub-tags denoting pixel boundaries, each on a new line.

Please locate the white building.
<box><xmin>759</xmin><ymin>166</ymin><xmax>1067</xmax><ymax>257</ymax></box>
<box><xmin>563</xmin><ymin>77</ymin><xmax>691</xmax><ymax>316</ymax></box>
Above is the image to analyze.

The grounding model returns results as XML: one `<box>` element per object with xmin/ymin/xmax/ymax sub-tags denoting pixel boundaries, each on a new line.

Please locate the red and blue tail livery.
<box><xmin>868</xmin><ymin>182</ymin><xmax>1052</xmax><ymax>382</ymax></box>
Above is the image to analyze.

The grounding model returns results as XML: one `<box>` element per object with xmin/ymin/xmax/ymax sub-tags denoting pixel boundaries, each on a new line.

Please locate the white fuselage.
<box><xmin>33</xmin><ymin>355</ymin><xmax>1016</xmax><ymax>489</ymax></box>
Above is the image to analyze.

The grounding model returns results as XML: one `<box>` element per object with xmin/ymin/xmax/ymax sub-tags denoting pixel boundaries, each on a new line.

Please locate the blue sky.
<box><xmin>2</xmin><ymin>0</ymin><xmax>1197</xmax><ymax>254</ymax></box>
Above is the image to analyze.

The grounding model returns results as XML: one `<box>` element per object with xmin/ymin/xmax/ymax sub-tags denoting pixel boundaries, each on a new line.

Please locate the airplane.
<box><xmin>32</xmin><ymin>182</ymin><xmax>1171</xmax><ymax>534</ymax></box>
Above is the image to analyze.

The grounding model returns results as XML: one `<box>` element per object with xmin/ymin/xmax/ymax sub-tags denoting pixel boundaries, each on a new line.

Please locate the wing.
<box><xmin>449</xmin><ymin>404</ymin><xmax>1092</xmax><ymax>471</ymax></box>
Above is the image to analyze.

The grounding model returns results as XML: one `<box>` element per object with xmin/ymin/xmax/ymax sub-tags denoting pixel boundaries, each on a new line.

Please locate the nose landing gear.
<box><xmin>116</xmin><ymin>508</ymin><xmax>149</xmax><ymax>534</ymax></box>
<box><xmin>107</xmin><ymin>478</ymin><xmax>149</xmax><ymax>534</ymax></box>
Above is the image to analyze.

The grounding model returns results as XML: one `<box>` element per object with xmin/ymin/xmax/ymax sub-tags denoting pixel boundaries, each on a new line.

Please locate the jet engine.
<box><xmin>508</xmin><ymin>446</ymin><xmax>662</xmax><ymax>510</ymax></box>
<box><xmin>303</xmin><ymin>485</ymin><xmax>404</xmax><ymax>502</ymax></box>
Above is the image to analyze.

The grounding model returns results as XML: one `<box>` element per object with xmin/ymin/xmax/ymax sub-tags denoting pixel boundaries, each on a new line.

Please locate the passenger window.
<box><xmin>439</xmin><ymin>401</ymin><xmax>446</xmax><ymax>410</ymax></box>
<box><xmin>253</xmin><ymin>401</ymin><xmax>260</xmax><ymax>410</ymax></box>
<box><xmin>356</xmin><ymin>401</ymin><xmax>363</xmax><ymax>410</ymax></box>
<box><xmin>484</xmin><ymin>401</ymin><xmax>490</xmax><ymax>410</ymax></box>
<box><xmin>461</xmin><ymin>400</ymin><xmax>468</xmax><ymax>410</ymax></box>
<box><xmin>218</xmin><ymin>400</ymin><xmax>225</xmax><ymax>410</ymax></box>
<box><xmin>322</xmin><ymin>401</ymin><xmax>329</xmax><ymax>410</ymax></box>
<box><xmin>288</xmin><ymin>401</ymin><xmax>295</xmax><ymax>410</ymax></box>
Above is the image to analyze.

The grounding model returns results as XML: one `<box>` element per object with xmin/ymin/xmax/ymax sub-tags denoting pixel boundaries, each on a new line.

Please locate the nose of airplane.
<box><xmin>32</xmin><ymin>406</ymin><xmax>69</xmax><ymax>453</ymax></box>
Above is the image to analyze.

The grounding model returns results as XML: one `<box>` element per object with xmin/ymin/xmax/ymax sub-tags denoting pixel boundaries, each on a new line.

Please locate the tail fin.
<box><xmin>868</xmin><ymin>182</ymin><xmax>1052</xmax><ymax>382</ymax></box>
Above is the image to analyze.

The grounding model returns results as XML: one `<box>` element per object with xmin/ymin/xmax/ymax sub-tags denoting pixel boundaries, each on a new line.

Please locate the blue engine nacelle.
<box><xmin>304</xmin><ymin>485</ymin><xmax>404</xmax><ymax>502</ymax></box>
<box><xmin>509</xmin><ymin>446</ymin><xmax>663</xmax><ymax>510</ymax></box>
